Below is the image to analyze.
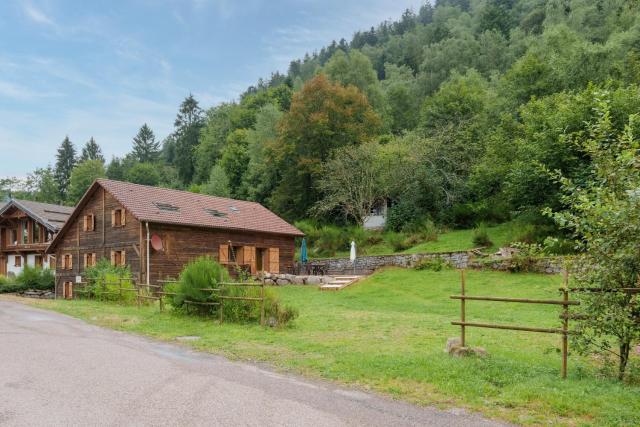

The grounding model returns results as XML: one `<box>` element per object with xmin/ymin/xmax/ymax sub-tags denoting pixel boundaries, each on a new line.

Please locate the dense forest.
<box><xmin>3</xmin><ymin>0</ymin><xmax>640</xmax><ymax>241</ymax></box>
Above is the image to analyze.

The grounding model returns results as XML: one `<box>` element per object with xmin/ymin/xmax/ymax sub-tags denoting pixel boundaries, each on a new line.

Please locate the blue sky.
<box><xmin>0</xmin><ymin>0</ymin><xmax>423</xmax><ymax>178</ymax></box>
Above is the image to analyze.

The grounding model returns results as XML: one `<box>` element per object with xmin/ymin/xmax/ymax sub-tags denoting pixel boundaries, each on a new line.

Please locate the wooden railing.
<box><xmin>451</xmin><ymin>270</ymin><xmax>579</xmax><ymax>378</ymax></box>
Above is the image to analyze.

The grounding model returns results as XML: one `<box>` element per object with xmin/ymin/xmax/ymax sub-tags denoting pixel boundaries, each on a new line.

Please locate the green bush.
<box><xmin>0</xmin><ymin>275</ymin><xmax>8</xmax><ymax>286</ymax></box>
<box><xmin>0</xmin><ymin>282</ymin><xmax>28</xmax><ymax>293</ymax></box>
<box><xmin>171</xmin><ymin>256</ymin><xmax>229</xmax><ymax>314</ymax></box>
<box><xmin>387</xmin><ymin>232</ymin><xmax>411</xmax><ymax>252</ymax></box>
<box><xmin>84</xmin><ymin>258</ymin><xmax>136</xmax><ymax>303</ymax></box>
<box><xmin>16</xmin><ymin>266</ymin><xmax>54</xmax><ymax>290</ymax></box>
<box><xmin>171</xmin><ymin>257</ymin><xmax>298</xmax><ymax>325</ymax></box>
<box><xmin>385</xmin><ymin>201</ymin><xmax>420</xmax><ymax>232</ymax></box>
<box><xmin>413</xmin><ymin>257</ymin><xmax>448</xmax><ymax>271</ymax></box>
<box><xmin>472</xmin><ymin>223</ymin><xmax>493</xmax><ymax>247</ymax></box>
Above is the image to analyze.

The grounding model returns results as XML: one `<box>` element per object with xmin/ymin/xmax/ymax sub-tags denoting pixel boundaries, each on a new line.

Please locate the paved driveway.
<box><xmin>0</xmin><ymin>301</ymin><xmax>506</xmax><ymax>426</ymax></box>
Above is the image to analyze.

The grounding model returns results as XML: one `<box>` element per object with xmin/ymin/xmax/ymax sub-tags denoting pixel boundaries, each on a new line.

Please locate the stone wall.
<box><xmin>301</xmin><ymin>252</ymin><xmax>568</xmax><ymax>275</ymax></box>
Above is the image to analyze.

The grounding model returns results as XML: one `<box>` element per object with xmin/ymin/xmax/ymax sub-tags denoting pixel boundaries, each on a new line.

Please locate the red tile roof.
<box><xmin>98</xmin><ymin>179</ymin><xmax>303</xmax><ymax>236</ymax></box>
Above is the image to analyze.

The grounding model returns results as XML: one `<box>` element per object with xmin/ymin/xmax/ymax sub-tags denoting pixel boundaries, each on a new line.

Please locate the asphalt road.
<box><xmin>0</xmin><ymin>301</ymin><xmax>507</xmax><ymax>427</ymax></box>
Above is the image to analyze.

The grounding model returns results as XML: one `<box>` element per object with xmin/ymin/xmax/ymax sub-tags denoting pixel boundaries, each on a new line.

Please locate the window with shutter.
<box><xmin>14</xmin><ymin>256</ymin><xmax>21</xmax><ymax>267</ymax></box>
<box><xmin>112</xmin><ymin>209</ymin><xmax>125</xmax><ymax>227</ymax></box>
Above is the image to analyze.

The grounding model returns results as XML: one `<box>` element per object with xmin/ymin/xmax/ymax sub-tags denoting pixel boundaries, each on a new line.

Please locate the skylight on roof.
<box><xmin>229</xmin><ymin>206</ymin><xmax>239</xmax><ymax>213</ymax></box>
<box><xmin>204</xmin><ymin>208</ymin><xmax>228</xmax><ymax>218</ymax></box>
<box><xmin>153</xmin><ymin>202</ymin><xmax>180</xmax><ymax>212</ymax></box>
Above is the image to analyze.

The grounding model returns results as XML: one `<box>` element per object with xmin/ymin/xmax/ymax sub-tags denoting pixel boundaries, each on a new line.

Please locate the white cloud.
<box><xmin>22</xmin><ymin>2</ymin><xmax>56</xmax><ymax>27</ymax></box>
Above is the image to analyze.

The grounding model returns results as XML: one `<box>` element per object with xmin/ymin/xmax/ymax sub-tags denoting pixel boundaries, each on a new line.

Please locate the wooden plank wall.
<box><xmin>147</xmin><ymin>223</ymin><xmax>296</xmax><ymax>284</ymax></box>
<box><xmin>54</xmin><ymin>188</ymin><xmax>141</xmax><ymax>296</ymax></box>
<box><xmin>53</xmin><ymin>185</ymin><xmax>297</xmax><ymax>295</ymax></box>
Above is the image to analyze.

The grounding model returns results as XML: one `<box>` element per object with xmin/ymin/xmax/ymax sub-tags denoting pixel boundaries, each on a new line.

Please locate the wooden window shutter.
<box><xmin>219</xmin><ymin>244</ymin><xmax>229</xmax><ymax>263</ymax></box>
<box><xmin>91</xmin><ymin>214</ymin><xmax>96</xmax><ymax>231</ymax></box>
<box><xmin>269</xmin><ymin>248</ymin><xmax>279</xmax><ymax>274</ymax></box>
<box><xmin>121</xmin><ymin>210</ymin><xmax>126</xmax><ymax>226</ymax></box>
<box><xmin>83</xmin><ymin>253</ymin><xmax>88</xmax><ymax>268</ymax></box>
<box><xmin>83</xmin><ymin>216</ymin><xmax>87</xmax><ymax>231</ymax></box>
<box><xmin>121</xmin><ymin>250</ymin><xmax>126</xmax><ymax>266</ymax></box>
<box><xmin>244</xmin><ymin>246</ymin><xmax>256</xmax><ymax>274</ymax></box>
<box><xmin>110</xmin><ymin>250</ymin><xmax>116</xmax><ymax>266</ymax></box>
<box><xmin>111</xmin><ymin>210</ymin><xmax>116</xmax><ymax>227</ymax></box>
<box><xmin>69</xmin><ymin>254</ymin><xmax>73</xmax><ymax>270</ymax></box>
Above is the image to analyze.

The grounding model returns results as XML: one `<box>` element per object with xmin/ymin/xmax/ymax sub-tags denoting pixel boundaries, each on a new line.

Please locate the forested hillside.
<box><xmin>4</xmin><ymin>0</ymin><xmax>640</xmax><ymax>239</ymax></box>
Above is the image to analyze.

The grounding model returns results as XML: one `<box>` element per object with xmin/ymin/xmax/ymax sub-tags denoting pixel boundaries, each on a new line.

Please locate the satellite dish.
<box><xmin>151</xmin><ymin>234</ymin><xmax>163</xmax><ymax>251</ymax></box>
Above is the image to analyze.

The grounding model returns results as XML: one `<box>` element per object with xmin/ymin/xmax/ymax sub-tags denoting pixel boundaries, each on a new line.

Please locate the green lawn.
<box><xmin>8</xmin><ymin>269</ymin><xmax>639</xmax><ymax>426</ymax></box>
<box><xmin>405</xmin><ymin>223</ymin><xmax>513</xmax><ymax>254</ymax></box>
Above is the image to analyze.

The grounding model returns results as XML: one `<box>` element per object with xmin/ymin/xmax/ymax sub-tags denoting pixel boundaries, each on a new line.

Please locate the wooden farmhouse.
<box><xmin>46</xmin><ymin>179</ymin><xmax>304</xmax><ymax>298</ymax></box>
<box><xmin>0</xmin><ymin>199</ymin><xmax>73</xmax><ymax>277</ymax></box>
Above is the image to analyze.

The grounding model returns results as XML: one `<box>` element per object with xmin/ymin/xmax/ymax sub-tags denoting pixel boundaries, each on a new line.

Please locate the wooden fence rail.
<box><xmin>450</xmin><ymin>270</ymin><xmax>579</xmax><ymax>379</ymax></box>
<box><xmin>72</xmin><ymin>276</ymin><xmax>265</xmax><ymax>325</ymax></box>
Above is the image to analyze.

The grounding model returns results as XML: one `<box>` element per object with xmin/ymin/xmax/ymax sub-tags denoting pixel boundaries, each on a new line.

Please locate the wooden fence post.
<box><xmin>260</xmin><ymin>278</ymin><xmax>265</xmax><ymax>326</ymax></box>
<box><xmin>219</xmin><ymin>283</ymin><xmax>224</xmax><ymax>324</ymax></box>
<box><xmin>561</xmin><ymin>270</ymin><xmax>569</xmax><ymax>379</ymax></box>
<box><xmin>460</xmin><ymin>269</ymin><xmax>466</xmax><ymax>348</ymax></box>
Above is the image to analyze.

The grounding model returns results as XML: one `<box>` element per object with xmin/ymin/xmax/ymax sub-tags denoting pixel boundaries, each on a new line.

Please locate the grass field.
<box><xmin>6</xmin><ymin>269</ymin><xmax>639</xmax><ymax>426</ymax></box>
<box><xmin>404</xmin><ymin>223</ymin><xmax>513</xmax><ymax>254</ymax></box>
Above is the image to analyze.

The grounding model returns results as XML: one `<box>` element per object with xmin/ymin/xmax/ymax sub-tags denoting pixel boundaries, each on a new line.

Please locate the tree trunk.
<box><xmin>618</xmin><ymin>340</ymin><xmax>631</xmax><ymax>380</ymax></box>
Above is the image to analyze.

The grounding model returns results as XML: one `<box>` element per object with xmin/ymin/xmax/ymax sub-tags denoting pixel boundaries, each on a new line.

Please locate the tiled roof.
<box><xmin>0</xmin><ymin>199</ymin><xmax>73</xmax><ymax>231</ymax></box>
<box><xmin>98</xmin><ymin>179</ymin><xmax>303</xmax><ymax>236</ymax></box>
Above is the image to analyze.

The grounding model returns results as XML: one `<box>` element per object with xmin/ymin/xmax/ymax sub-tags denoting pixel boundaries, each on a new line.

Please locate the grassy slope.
<box><xmin>405</xmin><ymin>223</ymin><xmax>513</xmax><ymax>254</ymax></box>
<box><xmin>311</xmin><ymin>223</ymin><xmax>514</xmax><ymax>259</ymax></box>
<box><xmin>7</xmin><ymin>269</ymin><xmax>639</xmax><ymax>426</ymax></box>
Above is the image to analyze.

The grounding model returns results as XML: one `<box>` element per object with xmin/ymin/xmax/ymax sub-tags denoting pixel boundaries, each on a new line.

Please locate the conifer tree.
<box><xmin>131</xmin><ymin>124</ymin><xmax>160</xmax><ymax>163</ymax></box>
<box><xmin>80</xmin><ymin>137</ymin><xmax>104</xmax><ymax>163</ymax></box>
<box><xmin>54</xmin><ymin>136</ymin><xmax>77</xmax><ymax>201</ymax></box>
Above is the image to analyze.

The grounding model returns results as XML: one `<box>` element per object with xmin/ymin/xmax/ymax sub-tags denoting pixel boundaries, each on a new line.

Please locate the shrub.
<box><xmin>172</xmin><ymin>256</ymin><xmax>229</xmax><ymax>314</ymax></box>
<box><xmin>414</xmin><ymin>257</ymin><xmax>448</xmax><ymax>271</ymax></box>
<box><xmin>386</xmin><ymin>201</ymin><xmax>419</xmax><ymax>232</ymax></box>
<box><xmin>16</xmin><ymin>266</ymin><xmax>54</xmax><ymax>290</ymax></box>
<box><xmin>0</xmin><ymin>275</ymin><xmax>8</xmax><ymax>286</ymax></box>
<box><xmin>386</xmin><ymin>232</ymin><xmax>411</xmax><ymax>252</ymax></box>
<box><xmin>403</xmin><ymin>217</ymin><xmax>439</xmax><ymax>244</ymax></box>
<box><xmin>84</xmin><ymin>258</ymin><xmax>137</xmax><ymax>303</ymax></box>
<box><xmin>0</xmin><ymin>283</ymin><xmax>28</xmax><ymax>294</ymax></box>
<box><xmin>171</xmin><ymin>257</ymin><xmax>298</xmax><ymax>326</ymax></box>
<box><xmin>472</xmin><ymin>223</ymin><xmax>493</xmax><ymax>247</ymax></box>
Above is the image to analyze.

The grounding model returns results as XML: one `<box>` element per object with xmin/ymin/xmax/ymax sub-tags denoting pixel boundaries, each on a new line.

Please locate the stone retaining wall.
<box><xmin>301</xmin><ymin>252</ymin><xmax>568</xmax><ymax>275</ymax></box>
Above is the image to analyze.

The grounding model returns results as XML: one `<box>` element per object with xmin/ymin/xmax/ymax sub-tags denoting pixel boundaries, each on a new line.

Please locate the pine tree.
<box><xmin>131</xmin><ymin>124</ymin><xmax>160</xmax><ymax>163</ymax></box>
<box><xmin>80</xmin><ymin>137</ymin><xmax>104</xmax><ymax>163</ymax></box>
<box><xmin>173</xmin><ymin>94</ymin><xmax>204</xmax><ymax>183</ymax></box>
<box><xmin>54</xmin><ymin>136</ymin><xmax>77</xmax><ymax>201</ymax></box>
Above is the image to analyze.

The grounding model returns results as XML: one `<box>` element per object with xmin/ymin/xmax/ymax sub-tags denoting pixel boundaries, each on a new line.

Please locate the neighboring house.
<box><xmin>0</xmin><ymin>199</ymin><xmax>73</xmax><ymax>277</ymax></box>
<box><xmin>46</xmin><ymin>179</ymin><xmax>304</xmax><ymax>298</ymax></box>
<box><xmin>363</xmin><ymin>200</ymin><xmax>389</xmax><ymax>230</ymax></box>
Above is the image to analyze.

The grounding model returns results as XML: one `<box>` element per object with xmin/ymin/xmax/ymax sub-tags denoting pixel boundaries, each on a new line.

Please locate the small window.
<box><xmin>10</xmin><ymin>229</ymin><xmax>18</xmax><ymax>245</ymax></box>
<box><xmin>33</xmin><ymin>223</ymin><xmax>41</xmax><ymax>243</ymax></box>
<box><xmin>14</xmin><ymin>256</ymin><xmax>22</xmax><ymax>267</ymax></box>
<box><xmin>112</xmin><ymin>209</ymin><xmax>125</xmax><ymax>227</ymax></box>
<box><xmin>111</xmin><ymin>250</ymin><xmax>126</xmax><ymax>267</ymax></box>
<box><xmin>83</xmin><ymin>214</ymin><xmax>95</xmax><ymax>232</ymax></box>
<box><xmin>22</xmin><ymin>220</ymin><xmax>28</xmax><ymax>244</ymax></box>
<box><xmin>84</xmin><ymin>253</ymin><xmax>96</xmax><ymax>268</ymax></box>
<box><xmin>62</xmin><ymin>254</ymin><xmax>73</xmax><ymax>270</ymax></box>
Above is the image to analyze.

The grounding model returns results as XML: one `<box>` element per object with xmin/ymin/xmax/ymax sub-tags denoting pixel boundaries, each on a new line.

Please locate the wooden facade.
<box><xmin>0</xmin><ymin>200</ymin><xmax>71</xmax><ymax>277</ymax></box>
<box><xmin>48</xmin><ymin>182</ymin><xmax>298</xmax><ymax>298</ymax></box>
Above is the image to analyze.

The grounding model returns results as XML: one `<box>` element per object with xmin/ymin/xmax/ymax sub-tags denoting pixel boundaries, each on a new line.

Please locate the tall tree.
<box><xmin>80</xmin><ymin>137</ymin><xmax>104</xmax><ymax>163</ymax></box>
<box><xmin>54</xmin><ymin>136</ymin><xmax>77</xmax><ymax>201</ymax></box>
<box><xmin>270</xmin><ymin>74</ymin><xmax>381</xmax><ymax>219</ymax></box>
<box><xmin>173</xmin><ymin>94</ymin><xmax>204</xmax><ymax>183</ymax></box>
<box><xmin>131</xmin><ymin>124</ymin><xmax>160</xmax><ymax>163</ymax></box>
<box><xmin>26</xmin><ymin>166</ymin><xmax>59</xmax><ymax>203</ymax></box>
<box><xmin>67</xmin><ymin>160</ymin><xmax>106</xmax><ymax>203</ymax></box>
